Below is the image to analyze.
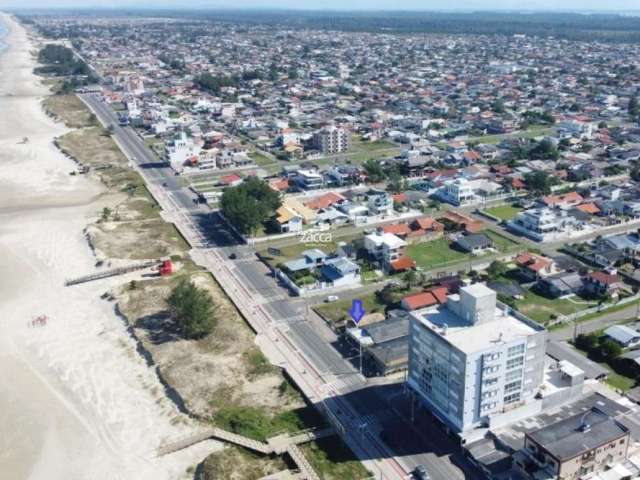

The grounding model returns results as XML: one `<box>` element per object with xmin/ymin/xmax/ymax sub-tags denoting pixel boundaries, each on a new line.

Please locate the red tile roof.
<box><xmin>305</xmin><ymin>192</ymin><xmax>345</xmax><ymax>210</ymax></box>
<box><xmin>390</xmin><ymin>256</ymin><xmax>416</xmax><ymax>272</ymax></box>
<box><xmin>401</xmin><ymin>291</ymin><xmax>438</xmax><ymax>310</ymax></box>
<box><xmin>383</xmin><ymin>224</ymin><xmax>412</xmax><ymax>237</ymax></box>
<box><xmin>589</xmin><ymin>271</ymin><xmax>620</xmax><ymax>285</ymax></box>
<box><xmin>576</xmin><ymin>203</ymin><xmax>600</xmax><ymax>215</ymax></box>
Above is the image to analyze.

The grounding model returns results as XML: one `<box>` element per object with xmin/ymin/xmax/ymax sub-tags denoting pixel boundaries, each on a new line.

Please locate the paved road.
<box><xmin>550</xmin><ymin>302</ymin><xmax>640</xmax><ymax>341</ymax></box>
<box><xmin>80</xmin><ymin>94</ymin><xmax>481</xmax><ymax>480</ymax></box>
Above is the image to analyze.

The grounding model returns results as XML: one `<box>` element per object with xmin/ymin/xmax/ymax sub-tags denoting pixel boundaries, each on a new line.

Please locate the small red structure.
<box><xmin>159</xmin><ymin>260</ymin><xmax>173</xmax><ymax>276</ymax></box>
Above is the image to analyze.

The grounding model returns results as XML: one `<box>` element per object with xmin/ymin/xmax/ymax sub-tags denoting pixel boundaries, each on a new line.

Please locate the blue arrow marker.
<box><xmin>349</xmin><ymin>299</ymin><xmax>365</xmax><ymax>325</ymax></box>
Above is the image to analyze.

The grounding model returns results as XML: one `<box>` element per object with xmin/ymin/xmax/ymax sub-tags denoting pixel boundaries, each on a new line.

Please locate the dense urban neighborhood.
<box><xmin>11</xmin><ymin>8</ymin><xmax>640</xmax><ymax>480</ymax></box>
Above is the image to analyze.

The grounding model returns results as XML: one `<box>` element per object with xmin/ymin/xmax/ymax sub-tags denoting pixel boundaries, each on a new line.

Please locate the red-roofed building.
<box><xmin>576</xmin><ymin>203</ymin><xmax>600</xmax><ymax>215</ymax></box>
<box><xmin>401</xmin><ymin>291</ymin><xmax>438</xmax><ymax>311</ymax></box>
<box><xmin>383</xmin><ymin>223</ymin><xmax>412</xmax><ymax>239</ymax></box>
<box><xmin>389</xmin><ymin>256</ymin><xmax>416</xmax><ymax>273</ymax></box>
<box><xmin>542</xmin><ymin>191</ymin><xmax>583</xmax><ymax>210</ymax></box>
<box><xmin>443</xmin><ymin>210</ymin><xmax>484</xmax><ymax>233</ymax></box>
<box><xmin>515</xmin><ymin>252</ymin><xmax>557</xmax><ymax>281</ymax></box>
<box><xmin>305</xmin><ymin>192</ymin><xmax>345</xmax><ymax>210</ymax></box>
<box><xmin>269</xmin><ymin>178</ymin><xmax>290</xmax><ymax>192</ymax></box>
<box><xmin>220</xmin><ymin>174</ymin><xmax>243</xmax><ymax>187</ymax></box>
<box><xmin>400</xmin><ymin>286</ymin><xmax>449</xmax><ymax>311</ymax></box>
<box><xmin>584</xmin><ymin>271</ymin><xmax>623</xmax><ymax>298</ymax></box>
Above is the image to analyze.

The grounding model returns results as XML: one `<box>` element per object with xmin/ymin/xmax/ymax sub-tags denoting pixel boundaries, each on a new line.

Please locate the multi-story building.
<box><xmin>366</xmin><ymin>189</ymin><xmax>394</xmax><ymax>216</ymax></box>
<box><xmin>363</xmin><ymin>231</ymin><xmax>408</xmax><ymax>268</ymax></box>
<box><xmin>407</xmin><ymin>284</ymin><xmax>547</xmax><ymax>435</ymax></box>
<box><xmin>312</xmin><ymin>126</ymin><xmax>349</xmax><ymax>154</ymax></box>
<box><xmin>516</xmin><ymin>407</ymin><xmax>630</xmax><ymax>480</ymax></box>
<box><xmin>293</xmin><ymin>169</ymin><xmax>325</xmax><ymax>190</ymax></box>
<box><xmin>508</xmin><ymin>208</ymin><xmax>579</xmax><ymax>242</ymax></box>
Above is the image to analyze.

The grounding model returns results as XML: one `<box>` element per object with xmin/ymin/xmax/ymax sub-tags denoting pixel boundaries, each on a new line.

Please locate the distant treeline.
<box><xmin>19</xmin><ymin>10</ymin><xmax>640</xmax><ymax>43</ymax></box>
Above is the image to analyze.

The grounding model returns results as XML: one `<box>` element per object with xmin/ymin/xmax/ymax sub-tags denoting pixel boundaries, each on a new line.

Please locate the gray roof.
<box><xmin>362</xmin><ymin>314</ymin><xmax>409</xmax><ymax>345</ymax></box>
<box><xmin>545</xmin><ymin>341</ymin><xmax>609</xmax><ymax>379</ymax></box>
<box><xmin>368</xmin><ymin>336</ymin><xmax>409</xmax><ymax>367</ymax></box>
<box><xmin>543</xmin><ymin>272</ymin><xmax>584</xmax><ymax>292</ymax></box>
<box><xmin>455</xmin><ymin>233</ymin><xmax>493</xmax><ymax>251</ymax></box>
<box><xmin>527</xmin><ymin>408</ymin><xmax>628</xmax><ymax>461</ymax></box>
<box><xmin>605</xmin><ymin>325</ymin><xmax>640</xmax><ymax>345</ymax></box>
<box><xmin>495</xmin><ymin>392</ymin><xmax>631</xmax><ymax>452</ymax></box>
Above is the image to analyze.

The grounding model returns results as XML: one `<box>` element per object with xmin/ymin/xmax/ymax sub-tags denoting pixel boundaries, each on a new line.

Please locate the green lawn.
<box><xmin>406</xmin><ymin>238</ymin><xmax>469</xmax><ymax>270</ymax></box>
<box><xmin>606</xmin><ymin>371</ymin><xmax>636</xmax><ymax>392</ymax></box>
<box><xmin>213</xmin><ymin>405</ymin><xmax>326</xmax><ymax>442</ymax></box>
<box><xmin>514</xmin><ymin>290</ymin><xmax>596</xmax><ymax>324</ymax></box>
<box><xmin>484</xmin><ymin>230</ymin><xmax>521</xmax><ymax>252</ymax></box>
<box><xmin>302</xmin><ymin>436</ymin><xmax>372</xmax><ymax>480</ymax></box>
<box><xmin>350</xmin><ymin>137</ymin><xmax>397</xmax><ymax>152</ymax></box>
<box><xmin>484</xmin><ymin>205</ymin><xmax>523</xmax><ymax>221</ymax></box>
<box><xmin>249</xmin><ymin>150</ymin><xmax>277</xmax><ymax>167</ymax></box>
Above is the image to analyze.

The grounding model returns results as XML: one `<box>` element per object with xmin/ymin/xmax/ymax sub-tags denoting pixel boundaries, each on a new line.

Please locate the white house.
<box><xmin>508</xmin><ymin>208</ymin><xmax>580</xmax><ymax>242</ymax></box>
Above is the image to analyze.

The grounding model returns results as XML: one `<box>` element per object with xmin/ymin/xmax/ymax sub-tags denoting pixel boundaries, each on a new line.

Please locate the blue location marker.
<box><xmin>349</xmin><ymin>299</ymin><xmax>365</xmax><ymax>325</ymax></box>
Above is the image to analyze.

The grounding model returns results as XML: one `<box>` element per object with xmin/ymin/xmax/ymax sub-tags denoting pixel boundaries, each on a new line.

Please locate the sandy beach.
<box><xmin>0</xmin><ymin>13</ymin><xmax>216</xmax><ymax>480</ymax></box>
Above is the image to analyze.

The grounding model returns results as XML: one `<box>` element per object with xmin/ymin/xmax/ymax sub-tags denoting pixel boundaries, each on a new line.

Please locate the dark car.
<box><xmin>229</xmin><ymin>253</ymin><xmax>238</xmax><ymax>260</ymax></box>
<box><xmin>413</xmin><ymin>465</ymin><xmax>430</xmax><ymax>480</ymax></box>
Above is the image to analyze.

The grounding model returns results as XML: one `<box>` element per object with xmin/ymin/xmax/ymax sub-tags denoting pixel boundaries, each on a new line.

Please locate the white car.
<box><xmin>325</xmin><ymin>295</ymin><xmax>339</xmax><ymax>303</ymax></box>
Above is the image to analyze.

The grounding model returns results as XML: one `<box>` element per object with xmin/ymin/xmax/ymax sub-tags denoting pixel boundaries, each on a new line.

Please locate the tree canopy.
<box><xmin>166</xmin><ymin>279</ymin><xmax>218</xmax><ymax>339</ymax></box>
<box><xmin>220</xmin><ymin>177</ymin><xmax>282</xmax><ymax>235</ymax></box>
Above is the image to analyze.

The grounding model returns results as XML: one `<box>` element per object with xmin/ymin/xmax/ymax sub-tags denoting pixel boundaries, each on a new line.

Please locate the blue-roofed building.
<box><xmin>283</xmin><ymin>248</ymin><xmax>328</xmax><ymax>272</ymax></box>
<box><xmin>320</xmin><ymin>257</ymin><xmax>361</xmax><ymax>287</ymax></box>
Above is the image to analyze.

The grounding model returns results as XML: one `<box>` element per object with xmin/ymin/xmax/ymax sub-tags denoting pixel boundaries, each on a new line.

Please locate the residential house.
<box><xmin>515</xmin><ymin>407</ymin><xmax>629</xmax><ymax>480</ymax></box>
<box><xmin>401</xmin><ymin>286</ymin><xmax>448</xmax><ymax>311</ymax></box>
<box><xmin>537</xmin><ymin>272</ymin><xmax>584</xmax><ymax>298</ymax></box>
<box><xmin>583</xmin><ymin>270</ymin><xmax>623</xmax><ymax>299</ymax></box>
<box><xmin>515</xmin><ymin>252</ymin><xmax>558</xmax><ymax>281</ymax></box>
<box><xmin>508</xmin><ymin>208</ymin><xmax>580</xmax><ymax>242</ymax></box>
<box><xmin>454</xmin><ymin>233</ymin><xmax>494</xmax><ymax>254</ymax></box>
<box><xmin>604</xmin><ymin>325</ymin><xmax>640</xmax><ymax>349</ymax></box>
<box><xmin>273</xmin><ymin>197</ymin><xmax>317</xmax><ymax>233</ymax></box>
<box><xmin>364</xmin><ymin>231</ymin><xmax>408</xmax><ymax>270</ymax></box>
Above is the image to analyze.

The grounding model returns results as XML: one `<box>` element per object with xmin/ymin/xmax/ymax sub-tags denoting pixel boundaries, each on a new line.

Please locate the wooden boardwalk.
<box><xmin>64</xmin><ymin>260</ymin><xmax>159</xmax><ymax>286</ymax></box>
<box><xmin>157</xmin><ymin>426</ymin><xmax>333</xmax><ymax>480</ymax></box>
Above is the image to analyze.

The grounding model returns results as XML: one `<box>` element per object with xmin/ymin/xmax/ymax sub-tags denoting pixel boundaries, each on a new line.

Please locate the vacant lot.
<box><xmin>407</xmin><ymin>237</ymin><xmax>468</xmax><ymax>270</ymax></box>
<box><xmin>484</xmin><ymin>229</ymin><xmax>521</xmax><ymax>252</ymax></box>
<box><xmin>314</xmin><ymin>293</ymin><xmax>387</xmax><ymax>327</ymax></box>
<box><xmin>484</xmin><ymin>204</ymin><xmax>523</xmax><ymax>221</ymax></box>
<box><xmin>515</xmin><ymin>290</ymin><xmax>596</xmax><ymax>324</ymax></box>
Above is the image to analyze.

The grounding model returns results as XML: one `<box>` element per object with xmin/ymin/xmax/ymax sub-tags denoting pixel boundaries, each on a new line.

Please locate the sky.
<box><xmin>0</xmin><ymin>0</ymin><xmax>639</xmax><ymax>12</ymax></box>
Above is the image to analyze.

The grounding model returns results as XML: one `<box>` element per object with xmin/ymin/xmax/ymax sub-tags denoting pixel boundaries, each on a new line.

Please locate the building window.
<box><xmin>504</xmin><ymin>380</ymin><xmax>522</xmax><ymax>394</ymax></box>
<box><xmin>504</xmin><ymin>392</ymin><xmax>521</xmax><ymax>405</ymax></box>
<box><xmin>508</xmin><ymin>344</ymin><xmax>525</xmax><ymax>357</ymax></box>
<box><xmin>506</xmin><ymin>356</ymin><xmax>524</xmax><ymax>370</ymax></box>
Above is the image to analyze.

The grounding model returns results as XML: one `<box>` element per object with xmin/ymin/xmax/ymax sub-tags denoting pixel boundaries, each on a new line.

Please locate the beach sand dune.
<box><xmin>0</xmin><ymin>13</ymin><xmax>218</xmax><ymax>480</ymax></box>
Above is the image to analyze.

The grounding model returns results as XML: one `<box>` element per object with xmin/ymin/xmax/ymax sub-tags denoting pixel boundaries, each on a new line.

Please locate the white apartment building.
<box><xmin>312</xmin><ymin>126</ymin><xmax>349</xmax><ymax>155</ymax></box>
<box><xmin>364</xmin><ymin>231</ymin><xmax>407</xmax><ymax>266</ymax></box>
<box><xmin>507</xmin><ymin>208</ymin><xmax>579</xmax><ymax>242</ymax></box>
<box><xmin>407</xmin><ymin>284</ymin><xmax>547</xmax><ymax>435</ymax></box>
<box><xmin>437</xmin><ymin>178</ymin><xmax>502</xmax><ymax>206</ymax></box>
